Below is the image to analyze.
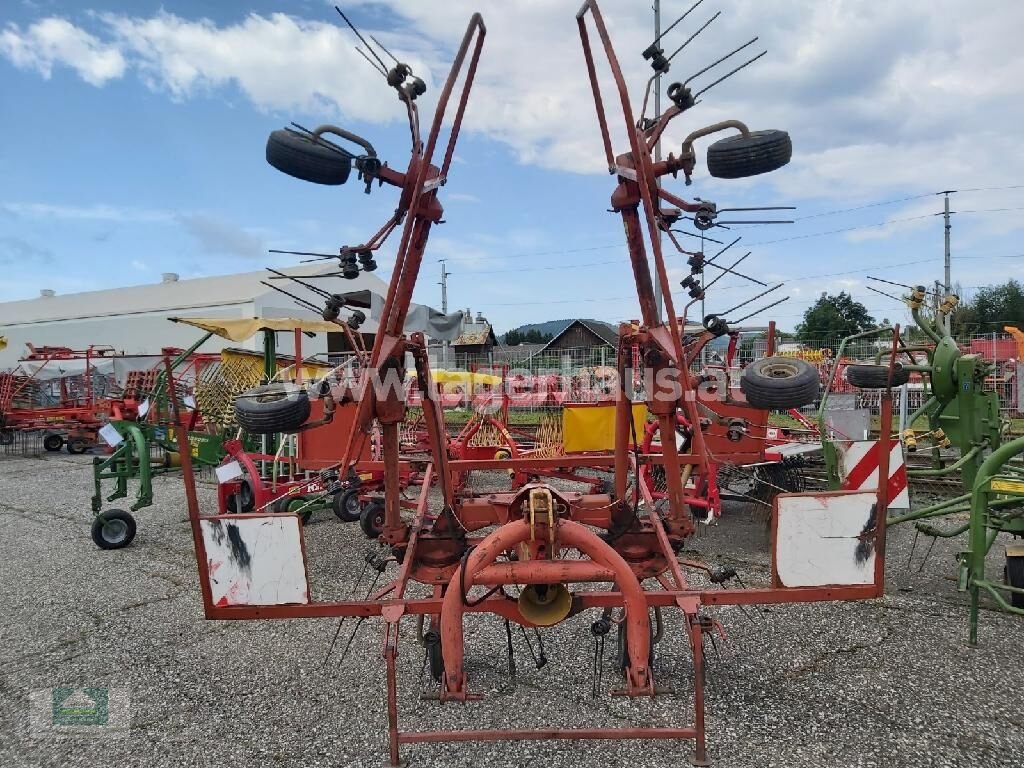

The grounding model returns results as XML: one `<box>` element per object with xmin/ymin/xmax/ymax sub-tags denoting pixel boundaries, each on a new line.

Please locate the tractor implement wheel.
<box><xmin>234</xmin><ymin>383</ymin><xmax>311</xmax><ymax>434</ymax></box>
<box><xmin>91</xmin><ymin>509</ymin><xmax>137</xmax><ymax>550</ymax></box>
<box><xmin>740</xmin><ymin>356</ymin><xmax>820</xmax><ymax>410</ymax></box>
<box><xmin>360</xmin><ymin>499</ymin><xmax>386</xmax><ymax>540</ymax></box>
<box><xmin>43</xmin><ymin>434</ymin><xmax>64</xmax><ymax>452</ymax></box>
<box><xmin>332</xmin><ymin>487</ymin><xmax>363</xmax><ymax>523</ymax></box>
<box><xmin>66</xmin><ymin>437</ymin><xmax>89</xmax><ymax>455</ymax></box>
<box><xmin>0</xmin><ymin>430</ymin><xmax>13</xmax><ymax>446</ymax></box>
<box><xmin>266</xmin><ymin>129</ymin><xmax>355</xmax><ymax>186</ymax></box>
<box><xmin>706</xmin><ymin>129</ymin><xmax>792</xmax><ymax>179</ymax></box>
<box><xmin>273</xmin><ymin>495</ymin><xmax>313</xmax><ymax>524</ymax></box>
<box><xmin>846</xmin><ymin>363</ymin><xmax>911</xmax><ymax>389</ymax></box>
<box><xmin>1006</xmin><ymin>548</ymin><xmax>1024</xmax><ymax>609</ymax></box>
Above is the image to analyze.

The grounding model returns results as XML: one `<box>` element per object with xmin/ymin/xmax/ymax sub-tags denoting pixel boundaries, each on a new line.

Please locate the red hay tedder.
<box><xmin>171</xmin><ymin>4</ymin><xmax>901</xmax><ymax>764</ymax></box>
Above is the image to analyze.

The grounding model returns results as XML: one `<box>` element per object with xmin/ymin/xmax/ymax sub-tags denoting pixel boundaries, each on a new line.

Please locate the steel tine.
<box><xmin>716</xmin><ymin>219</ymin><xmax>794</xmax><ymax>225</ymax></box>
<box><xmin>693</xmin><ymin>50</ymin><xmax>767</xmax><ymax>98</ymax></box>
<box><xmin>369</xmin><ymin>34</ymin><xmax>401</xmax><ymax>66</ymax></box>
<box><xmin>269</xmin><ymin>248</ymin><xmax>338</xmax><ymax>259</ymax></box>
<box><xmin>258</xmin><ymin>281</ymin><xmax>322</xmax><ymax>313</ymax></box>
<box><xmin>355</xmin><ymin>46</ymin><xmax>388</xmax><ymax>77</ymax></box>
<box><xmin>667</xmin><ymin>12</ymin><xmax>722</xmax><ymax>64</ymax></box>
<box><xmin>717</xmin><ymin>283</ymin><xmax>783</xmax><ymax>317</ymax></box>
<box><xmin>730</xmin><ymin>296</ymin><xmax>791</xmax><ymax>324</ymax></box>
<box><xmin>335</xmin><ymin>6</ymin><xmax>389</xmax><ymax>72</ymax></box>
<box><xmin>650</xmin><ymin>0</ymin><xmax>707</xmax><ymax>48</ymax></box>
<box><xmin>672</xmin><ymin>228</ymin><xmax>724</xmax><ymax>245</ymax></box>
<box><xmin>704</xmin><ymin>251</ymin><xmax>752</xmax><ymax>290</ymax></box>
<box><xmin>704</xmin><ymin>261</ymin><xmax>766</xmax><ymax>286</ymax></box>
<box><xmin>683</xmin><ymin>37</ymin><xmax>759</xmax><ymax>87</ymax></box>
<box><xmin>717</xmin><ymin>205</ymin><xmax>797</xmax><ymax>212</ymax></box>
<box><xmin>708</xmin><ymin>235</ymin><xmax>742</xmax><ymax>261</ymax></box>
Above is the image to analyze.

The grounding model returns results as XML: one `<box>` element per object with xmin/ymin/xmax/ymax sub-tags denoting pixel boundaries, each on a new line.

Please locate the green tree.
<box><xmin>952</xmin><ymin>279</ymin><xmax>1024</xmax><ymax>335</ymax></box>
<box><xmin>795</xmin><ymin>292</ymin><xmax>875</xmax><ymax>342</ymax></box>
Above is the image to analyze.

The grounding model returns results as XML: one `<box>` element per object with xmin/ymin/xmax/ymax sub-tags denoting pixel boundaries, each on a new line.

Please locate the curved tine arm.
<box><xmin>645</xmin><ymin>104</ymin><xmax>682</xmax><ymax>151</ymax></box>
<box><xmin>312</xmin><ymin>124</ymin><xmax>377</xmax><ymax>157</ymax></box>
<box><xmin>679</xmin><ymin>119</ymin><xmax>751</xmax><ymax>161</ymax></box>
<box><xmin>426</xmin><ymin>13</ymin><xmax>486</xmax><ymax>178</ymax></box>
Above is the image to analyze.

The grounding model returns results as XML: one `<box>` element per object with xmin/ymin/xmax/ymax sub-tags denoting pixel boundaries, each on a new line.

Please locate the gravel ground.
<box><xmin>1</xmin><ymin>453</ymin><xmax>1022</xmax><ymax>768</ymax></box>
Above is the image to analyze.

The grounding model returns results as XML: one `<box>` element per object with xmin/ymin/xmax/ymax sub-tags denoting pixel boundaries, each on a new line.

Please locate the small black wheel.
<box><xmin>423</xmin><ymin>628</ymin><xmax>444</xmax><ymax>682</ymax></box>
<box><xmin>66</xmin><ymin>437</ymin><xmax>89</xmax><ymax>454</ymax></box>
<box><xmin>43</xmin><ymin>433</ymin><xmax>64</xmax><ymax>452</ymax></box>
<box><xmin>740</xmin><ymin>356</ymin><xmax>820</xmax><ymax>410</ymax></box>
<box><xmin>1006</xmin><ymin>549</ymin><xmax>1024</xmax><ymax>609</ymax></box>
<box><xmin>332</xmin><ymin>487</ymin><xmax>363</xmax><ymax>522</ymax></box>
<box><xmin>846</xmin><ymin>363</ymin><xmax>911</xmax><ymax>389</ymax></box>
<box><xmin>360</xmin><ymin>499</ymin><xmax>385</xmax><ymax>539</ymax></box>
<box><xmin>266</xmin><ymin>128</ymin><xmax>354</xmax><ymax>185</ymax></box>
<box><xmin>91</xmin><ymin>509</ymin><xmax>137</xmax><ymax>550</ymax></box>
<box><xmin>236</xmin><ymin>479</ymin><xmax>255</xmax><ymax>513</ymax></box>
<box><xmin>273</xmin><ymin>494</ymin><xmax>313</xmax><ymax>524</ymax></box>
<box><xmin>0</xmin><ymin>430</ymin><xmax>13</xmax><ymax>446</ymax></box>
<box><xmin>706</xmin><ymin>129</ymin><xmax>792</xmax><ymax>179</ymax></box>
<box><xmin>234</xmin><ymin>383</ymin><xmax>311</xmax><ymax>434</ymax></box>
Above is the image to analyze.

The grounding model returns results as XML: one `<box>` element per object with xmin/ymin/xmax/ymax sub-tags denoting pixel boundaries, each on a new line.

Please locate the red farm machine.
<box><xmin>171</xmin><ymin>4</ymin><xmax>900</xmax><ymax>765</ymax></box>
<box><xmin>0</xmin><ymin>344</ymin><xmax>128</xmax><ymax>453</ymax></box>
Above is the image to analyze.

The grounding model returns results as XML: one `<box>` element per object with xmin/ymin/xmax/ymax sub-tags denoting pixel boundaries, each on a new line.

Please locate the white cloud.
<box><xmin>0</xmin><ymin>17</ymin><xmax>124</xmax><ymax>85</ymax></box>
<box><xmin>2</xmin><ymin>1</ymin><xmax>1024</xmax><ymax>213</ymax></box>
<box><xmin>1</xmin><ymin>201</ymin><xmax>172</xmax><ymax>222</ymax></box>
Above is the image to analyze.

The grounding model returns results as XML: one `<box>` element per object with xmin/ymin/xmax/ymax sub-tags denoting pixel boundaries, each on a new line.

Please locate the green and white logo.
<box><xmin>30</xmin><ymin>686</ymin><xmax>129</xmax><ymax>738</ymax></box>
<box><xmin>51</xmin><ymin>688</ymin><xmax>108</xmax><ymax>727</ymax></box>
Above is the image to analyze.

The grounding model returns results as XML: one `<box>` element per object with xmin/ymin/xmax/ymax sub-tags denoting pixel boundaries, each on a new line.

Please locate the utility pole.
<box><xmin>652</xmin><ymin>0</ymin><xmax>664</xmax><ymax>323</ymax></box>
<box><xmin>439</xmin><ymin>259</ymin><xmax>451</xmax><ymax>368</ymax></box>
<box><xmin>938</xmin><ymin>190</ymin><xmax>954</xmax><ymax>334</ymax></box>
<box><xmin>942</xmin><ymin>190</ymin><xmax>952</xmax><ymax>295</ymax></box>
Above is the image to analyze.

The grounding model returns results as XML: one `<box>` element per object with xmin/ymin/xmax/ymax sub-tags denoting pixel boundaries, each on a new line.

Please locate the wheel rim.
<box><xmin>346</xmin><ymin>494</ymin><xmax>361</xmax><ymax>515</ymax></box>
<box><xmin>760</xmin><ymin>360</ymin><xmax>801</xmax><ymax>379</ymax></box>
<box><xmin>103</xmin><ymin>519</ymin><xmax>128</xmax><ymax>544</ymax></box>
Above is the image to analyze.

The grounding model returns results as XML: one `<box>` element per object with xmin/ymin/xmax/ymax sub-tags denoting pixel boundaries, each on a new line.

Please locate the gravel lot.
<box><xmin>1</xmin><ymin>453</ymin><xmax>1022</xmax><ymax>768</ymax></box>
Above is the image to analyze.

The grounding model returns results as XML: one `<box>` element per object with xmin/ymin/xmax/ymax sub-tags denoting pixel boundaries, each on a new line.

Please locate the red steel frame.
<box><xmin>175</xmin><ymin>5</ymin><xmax>899</xmax><ymax>765</ymax></box>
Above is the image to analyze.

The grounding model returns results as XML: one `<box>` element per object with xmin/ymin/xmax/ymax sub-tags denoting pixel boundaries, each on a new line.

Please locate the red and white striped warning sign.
<box><xmin>838</xmin><ymin>440</ymin><xmax>910</xmax><ymax>509</ymax></box>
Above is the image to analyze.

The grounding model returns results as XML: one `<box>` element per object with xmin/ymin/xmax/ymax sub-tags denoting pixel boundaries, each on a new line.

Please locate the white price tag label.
<box><xmin>99</xmin><ymin>424</ymin><xmax>124</xmax><ymax>447</ymax></box>
<box><xmin>215</xmin><ymin>461</ymin><xmax>244</xmax><ymax>484</ymax></box>
<box><xmin>183</xmin><ymin>395</ymin><xmax>197</xmax><ymax>410</ymax></box>
<box><xmin>137</xmin><ymin>399</ymin><xmax>151</xmax><ymax>418</ymax></box>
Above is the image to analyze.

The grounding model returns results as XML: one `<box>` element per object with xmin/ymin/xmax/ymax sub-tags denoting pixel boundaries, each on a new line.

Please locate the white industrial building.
<box><xmin>0</xmin><ymin>265</ymin><xmax>387</xmax><ymax>369</ymax></box>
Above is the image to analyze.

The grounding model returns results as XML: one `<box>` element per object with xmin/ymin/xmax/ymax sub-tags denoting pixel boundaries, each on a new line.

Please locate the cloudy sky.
<box><xmin>2</xmin><ymin>0</ymin><xmax>1023</xmax><ymax>334</ymax></box>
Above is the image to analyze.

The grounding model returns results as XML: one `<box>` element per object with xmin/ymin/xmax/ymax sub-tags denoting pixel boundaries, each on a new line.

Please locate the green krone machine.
<box><xmin>820</xmin><ymin>285</ymin><xmax>1023</xmax><ymax>643</ymax></box>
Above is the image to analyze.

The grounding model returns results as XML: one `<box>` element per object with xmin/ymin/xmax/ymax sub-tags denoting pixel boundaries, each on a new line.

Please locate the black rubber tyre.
<box><xmin>706</xmin><ymin>129</ymin><xmax>792</xmax><ymax>179</ymax></box>
<box><xmin>332</xmin><ymin>487</ymin><xmax>363</xmax><ymax>522</ymax></box>
<box><xmin>1006</xmin><ymin>551</ymin><xmax>1024</xmax><ymax>609</ymax></box>
<box><xmin>424</xmin><ymin>629</ymin><xmax>444</xmax><ymax>682</ymax></box>
<box><xmin>237</xmin><ymin>480</ymin><xmax>255</xmax><ymax>512</ymax></box>
<box><xmin>66</xmin><ymin>437</ymin><xmax>89</xmax><ymax>455</ymax></box>
<box><xmin>91</xmin><ymin>509</ymin><xmax>137</xmax><ymax>550</ymax></box>
<box><xmin>266</xmin><ymin>129</ymin><xmax>354</xmax><ymax>185</ymax></box>
<box><xmin>272</xmin><ymin>494</ymin><xmax>313</xmax><ymax>524</ymax></box>
<box><xmin>235</xmin><ymin>383</ymin><xmax>311</xmax><ymax>434</ymax></box>
<box><xmin>360</xmin><ymin>499</ymin><xmax>385</xmax><ymax>540</ymax></box>
<box><xmin>43</xmin><ymin>433</ymin><xmax>64</xmax><ymax>452</ymax></box>
<box><xmin>740</xmin><ymin>356</ymin><xmax>820</xmax><ymax>410</ymax></box>
<box><xmin>846</xmin><ymin>363</ymin><xmax>911</xmax><ymax>389</ymax></box>
<box><xmin>0</xmin><ymin>430</ymin><xmax>13</xmax><ymax>446</ymax></box>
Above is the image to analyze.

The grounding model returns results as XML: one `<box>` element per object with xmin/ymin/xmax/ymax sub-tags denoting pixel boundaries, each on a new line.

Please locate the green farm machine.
<box><xmin>819</xmin><ymin>282</ymin><xmax>1024</xmax><ymax>641</ymax></box>
<box><xmin>89</xmin><ymin>317</ymin><xmax>340</xmax><ymax>550</ymax></box>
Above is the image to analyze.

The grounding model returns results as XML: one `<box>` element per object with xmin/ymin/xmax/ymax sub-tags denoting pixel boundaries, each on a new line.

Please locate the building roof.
<box><xmin>539</xmin><ymin>319</ymin><xmax>619</xmax><ymax>351</ymax></box>
<box><xmin>453</xmin><ymin>322</ymin><xmax>497</xmax><ymax>347</ymax></box>
<box><xmin>0</xmin><ymin>264</ymin><xmax>386</xmax><ymax>327</ymax></box>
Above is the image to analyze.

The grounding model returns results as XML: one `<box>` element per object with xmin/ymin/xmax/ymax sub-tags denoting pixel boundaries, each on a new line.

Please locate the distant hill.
<box><xmin>500</xmin><ymin>318</ymin><xmax>617</xmax><ymax>343</ymax></box>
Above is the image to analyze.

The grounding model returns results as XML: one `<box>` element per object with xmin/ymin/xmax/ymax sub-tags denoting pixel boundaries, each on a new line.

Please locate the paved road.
<box><xmin>1</xmin><ymin>454</ymin><xmax>1022</xmax><ymax>767</ymax></box>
